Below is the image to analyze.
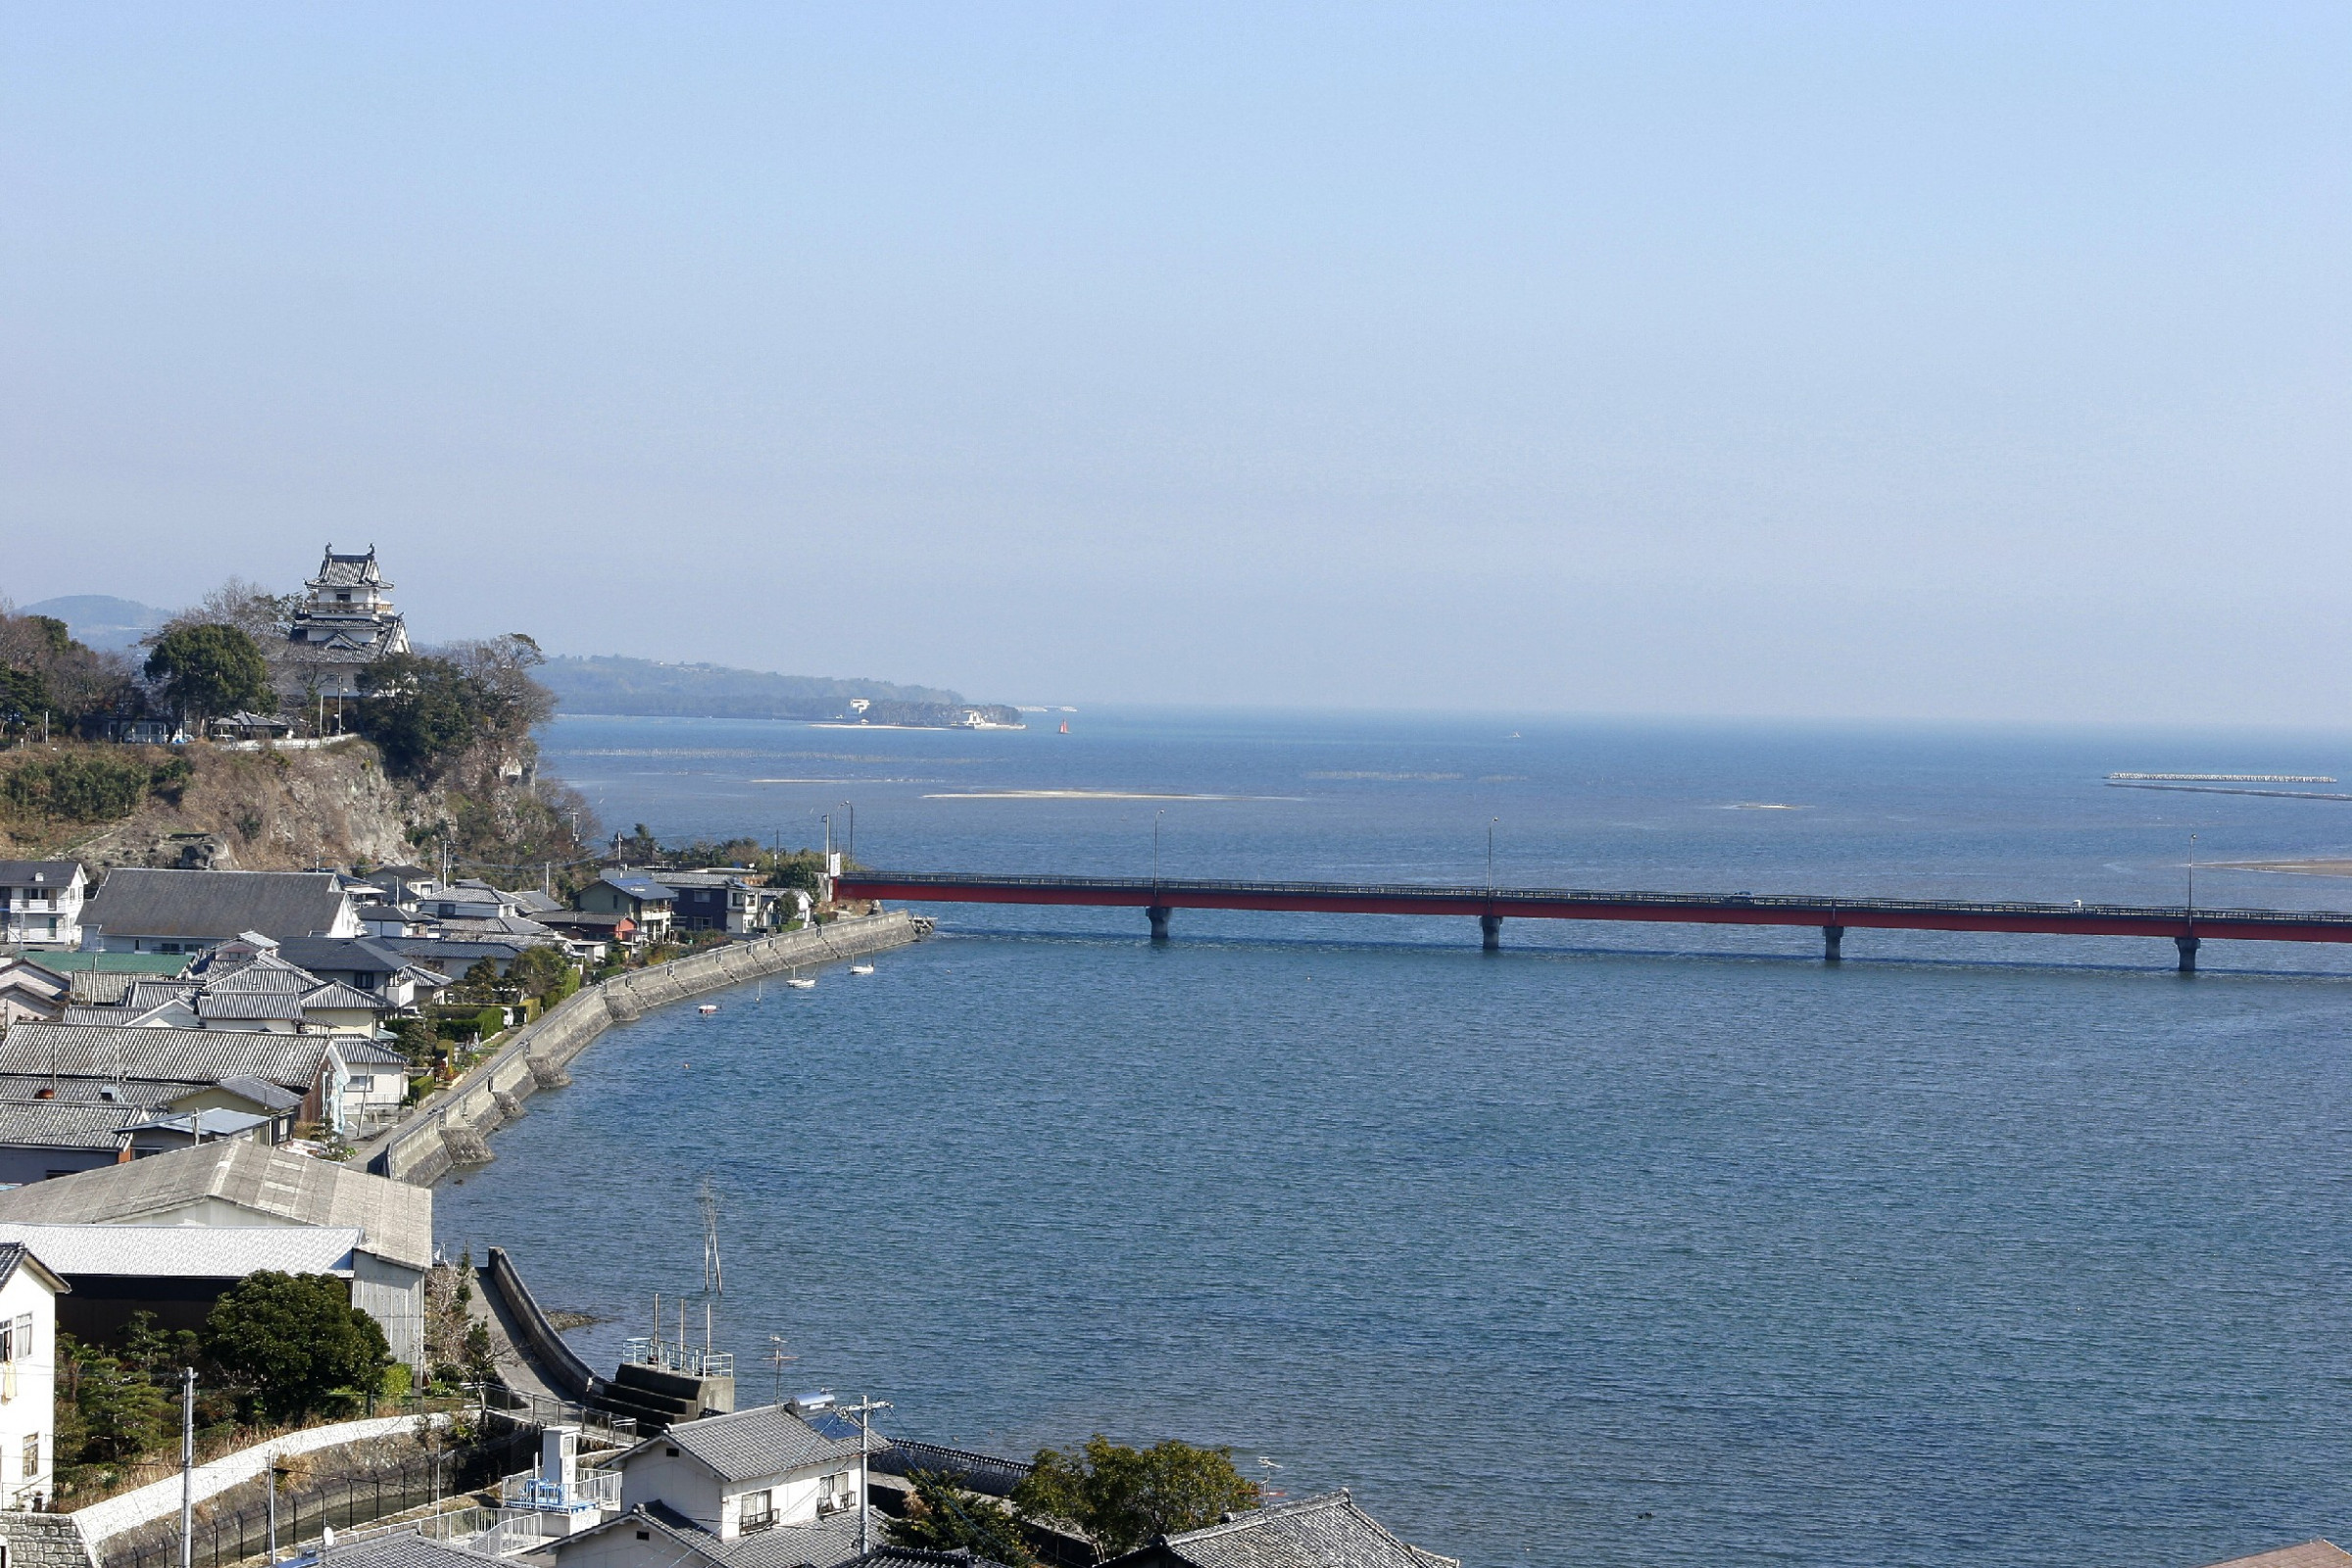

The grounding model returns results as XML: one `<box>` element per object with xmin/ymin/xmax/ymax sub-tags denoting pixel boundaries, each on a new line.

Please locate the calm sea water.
<box><xmin>441</xmin><ymin>710</ymin><xmax>2352</xmax><ymax>1568</ymax></box>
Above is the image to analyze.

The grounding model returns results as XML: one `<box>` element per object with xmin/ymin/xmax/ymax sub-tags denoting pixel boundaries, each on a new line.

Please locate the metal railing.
<box><xmin>497</xmin><ymin>1467</ymin><xmax>620</xmax><ymax>1511</ymax></box>
<box><xmin>620</xmin><ymin>1339</ymin><xmax>733</xmax><ymax>1378</ymax></box>
<box><xmin>471</xmin><ymin>1383</ymin><xmax>636</xmax><ymax>1446</ymax></box>
<box><xmin>837</xmin><ymin>870</ymin><xmax>2352</xmax><ymax>929</ymax></box>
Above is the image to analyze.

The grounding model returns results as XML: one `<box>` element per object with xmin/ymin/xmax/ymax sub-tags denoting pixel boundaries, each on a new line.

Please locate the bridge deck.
<box><xmin>831</xmin><ymin>871</ymin><xmax>2352</xmax><ymax>944</ymax></box>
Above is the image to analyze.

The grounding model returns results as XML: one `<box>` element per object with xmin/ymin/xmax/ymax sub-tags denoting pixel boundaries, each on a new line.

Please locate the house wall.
<box><xmin>351</xmin><ymin>1250</ymin><xmax>425</xmax><ymax>1369</ymax></box>
<box><xmin>618</xmin><ymin>1449</ymin><xmax>724</xmax><ymax>1534</ymax></box>
<box><xmin>551</xmin><ymin>1520</ymin><xmax>701</xmax><ymax>1568</ymax></box>
<box><xmin>0</xmin><ymin>1148</ymin><xmax>118</xmax><ymax>1188</ymax></box>
<box><xmin>0</xmin><ymin>1260</ymin><xmax>60</xmax><ymax>1507</ymax></box>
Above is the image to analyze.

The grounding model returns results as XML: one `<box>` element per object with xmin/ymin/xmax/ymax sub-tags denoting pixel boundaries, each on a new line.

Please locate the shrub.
<box><xmin>2</xmin><ymin>754</ymin><xmax>154</xmax><ymax>820</ymax></box>
<box><xmin>201</xmin><ymin>1271</ymin><xmax>391</xmax><ymax>1422</ymax></box>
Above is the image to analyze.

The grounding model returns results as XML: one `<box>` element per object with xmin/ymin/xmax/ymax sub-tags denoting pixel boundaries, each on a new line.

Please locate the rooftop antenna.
<box><xmin>700</xmin><ymin>1176</ymin><xmax>723</xmax><ymax>1359</ymax></box>
<box><xmin>765</xmin><ymin>1335</ymin><xmax>797</xmax><ymax>1406</ymax></box>
<box><xmin>1256</xmin><ymin>1455</ymin><xmax>1284</xmax><ymax>1503</ymax></box>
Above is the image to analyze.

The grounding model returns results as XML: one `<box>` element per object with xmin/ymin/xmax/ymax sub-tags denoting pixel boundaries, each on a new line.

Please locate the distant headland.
<box><xmin>538</xmin><ymin>654</ymin><xmax>1023</xmax><ymax>728</ymax></box>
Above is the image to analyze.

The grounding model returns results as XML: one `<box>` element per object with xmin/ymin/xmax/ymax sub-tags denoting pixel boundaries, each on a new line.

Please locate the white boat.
<box><xmin>850</xmin><ymin>963</ymin><xmax>874</xmax><ymax>976</ymax></box>
<box><xmin>784</xmin><ymin>970</ymin><xmax>816</xmax><ymax>990</ymax></box>
<box><xmin>698</xmin><ymin>1004</ymin><xmax>718</xmax><ymax>1015</ymax></box>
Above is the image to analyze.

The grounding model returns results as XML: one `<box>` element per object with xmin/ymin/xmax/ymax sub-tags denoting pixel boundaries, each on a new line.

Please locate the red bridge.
<box><xmin>828</xmin><ymin>870</ymin><xmax>2352</xmax><ymax>971</ymax></box>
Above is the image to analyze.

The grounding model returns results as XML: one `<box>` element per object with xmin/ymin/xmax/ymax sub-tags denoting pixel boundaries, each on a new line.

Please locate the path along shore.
<box><xmin>359</xmin><ymin>911</ymin><xmax>927</xmax><ymax>1187</ymax></box>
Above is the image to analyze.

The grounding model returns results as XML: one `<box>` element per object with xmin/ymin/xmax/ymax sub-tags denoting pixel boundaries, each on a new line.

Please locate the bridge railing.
<box><xmin>839</xmin><ymin>871</ymin><xmax>2352</xmax><ymax>927</ymax></box>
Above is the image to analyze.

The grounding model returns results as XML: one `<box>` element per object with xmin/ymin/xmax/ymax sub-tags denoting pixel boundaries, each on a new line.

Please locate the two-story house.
<box><xmin>0</xmin><ymin>862</ymin><xmax>86</xmax><ymax>950</ymax></box>
<box><xmin>0</xmin><ymin>1243</ymin><xmax>70</xmax><ymax>1509</ymax></box>
<box><xmin>546</xmin><ymin>1403</ymin><xmax>876</xmax><ymax>1568</ymax></box>
<box><xmin>577</xmin><ymin>876</ymin><xmax>677</xmax><ymax>946</ymax></box>
<box><xmin>659</xmin><ymin>874</ymin><xmax>784</xmax><ymax>937</ymax></box>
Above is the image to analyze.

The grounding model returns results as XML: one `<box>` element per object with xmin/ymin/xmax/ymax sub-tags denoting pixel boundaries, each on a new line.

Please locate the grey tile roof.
<box><xmin>0</xmin><ymin>1075</ymin><xmax>203</xmax><ymax>1107</ymax></box>
<box><xmin>83</xmin><ymin>868</ymin><xmax>355</xmax><ymax>944</ymax></box>
<box><xmin>24</xmin><ymin>953</ymin><xmax>189</xmax><ymax>976</ymax></box>
<box><xmin>1132</xmin><ymin>1493</ymin><xmax>1456</xmax><ymax>1568</ymax></box>
<box><xmin>0</xmin><ymin>1242</ymin><xmax>70</xmax><ymax>1298</ymax></box>
<box><xmin>0</xmin><ymin>1101</ymin><xmax>140</xmax><ymax>1150</ymax></box>
<box><xmin>0</xmin><ymin>1024</ymin><xmax>336</xmax><ymax>1093</ymax></box>
<box><xmin>277</xmin><ymin>936</ymin><xmax>420</xmax><ymax>977</ymax></box>
<box><xmin>0</xmin><ymin>861</ymin><xmax>81</xmax><ymax>888</ymax></box>
<box><xmin>319</xmin><ymin>1531</ymin><xmax>501</xmax><ymax>1568</ymax></box>
<box><xmin>212</xmin><ymin>1075</ymin><xmax>306</xmax><ymax>1112</ymax></box>
<box><xmin>0</xmin><ymin>1139</ymin><xmax>431</xmax><ymax>1270</ymax></box>
<box><xmin>0</xmin><ymin>1221</ymin><xmax>359</xmax><ymax>1277</ymax></box>
<box><xmin>840</xmin><ymin>1550</ymin><xmax>1013</xmax><ymax>1568</ymax></box>
<box><xmin>564</xmin><ymin>1506</ymin><xmax>869</xmax><ymax>1568</ymax></box>
<box><xmin>644</xmin><ymin>1403</ymin><xmax>874</xmax><ymax>1484</ymax></box>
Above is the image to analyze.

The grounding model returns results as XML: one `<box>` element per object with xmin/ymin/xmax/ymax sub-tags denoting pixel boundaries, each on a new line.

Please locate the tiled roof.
<box><xmin>642</xmin><ymin>1403</ymin><xmax>873</xmax><ymax>1484</ymax></box>
<box><xmin>277</xmin><ymin>937</ymin><xmax>421</xmax><ymax>977</ymax></box>
<box><xmin>0</xmin><ymin>1024</ymin><xmax>336</xmax><ymax>1092</ymax></box>
<box><xmin>0</xmin><ymin>1075</ymin><xmax>204</xmax><ymax>1107</ymax></box>
<box><xmin>83</xmin><ymin>868</ymin><xmax>354</xmax><ymax>943</ymax></box>
<box><xmin>0</xmin><ymin>1243</ymin><xmax>69</xmax><ymax>1298</ymax></box>
<box><xmin>0</xmin><ymin>1222</ymin><xmax>359</xmax><ymax>1278</ymax></box>
<box><xmin>840</xmin><ymin>1551</ymin><xmax>1013</xmax><ymax>1568</ymax></box>
<box><xmin>562</xmin><ymin>1506</ymin><xmax>870</xmax><ymax>1568</ymax></box>
<box><xmin>319</xmin><ymin>1531</ymin><xmax>501</xmax><ymax>1568</ymax></box>
<box><xmin>0</xmin><ymin>1102</ymin><xmax>140</xmax><ymax>1150</ymax></box>
<box><xmin>1130</xmin><ymin>1493</ymin><xmax>1457</xmax><ymax>1568</ymax></box>
<box><xmin>308</xmin><ymin>548</ymin><xmax>388</xmax><ymax>591</ymax></box>
<box><xmin>211</xmin><ymin>1075</ymin><xmax>306</xmax><ymax>1112</ymax></box>
<box><xmin>0</xmin><ymin>861</ymin><xmax>81</xmax><ymax>888</ymax></box>
<box><xmin>0</xmin><ymin>1139</ymin><xmax>431</xmax><ymax>1270</ymax></box>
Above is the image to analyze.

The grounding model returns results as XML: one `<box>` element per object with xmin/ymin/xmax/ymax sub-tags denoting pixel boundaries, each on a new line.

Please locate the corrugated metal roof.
<box><xmin>0</xmin><ymin>1222</ymin><xmax>359</xmax><ymax>1278</ymax></box>
<box><xmin>0</xmin><ymin>1140</ymin><xmax>431</xmax><ymax>1270</ymax></box>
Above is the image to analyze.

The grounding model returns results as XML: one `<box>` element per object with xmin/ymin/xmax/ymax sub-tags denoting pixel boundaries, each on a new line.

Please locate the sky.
<box><xmin>2</xmin><ymin>3</ymin><xmax>2346</xmax><ymax>722</ymax></box>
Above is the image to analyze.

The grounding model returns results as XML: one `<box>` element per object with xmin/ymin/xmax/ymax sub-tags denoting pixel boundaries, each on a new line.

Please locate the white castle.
<box><xmin>283</xmin><ymin>544</ymin><xmax>410</xmax><ymax>699</ymax></box>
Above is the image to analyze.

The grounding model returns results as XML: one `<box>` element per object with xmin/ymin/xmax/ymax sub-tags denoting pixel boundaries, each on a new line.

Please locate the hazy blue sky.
<box><xmin>4</xmin><ymin>4</ymin><xmax>2345</xmax><ymax>720</ymax></box>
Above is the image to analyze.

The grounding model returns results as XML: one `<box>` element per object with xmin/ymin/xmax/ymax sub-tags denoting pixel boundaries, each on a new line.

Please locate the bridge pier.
<box><xmin>1823</xmin><ymin>924</ymin><xmax>1844</xmax><ymax>962</ymax></box>
<box><xmin>2176</xmin><ymin>934</ymin><xmax>2199</xmax><ymax>974</ymax></box>
<box><xmin>1479</xmin><ymin>914</ymin><xmax>1502</xmax><ymax>952</ymax></box>
<box><xmin>1148</xmin><ymin>906</ymin><xmax>1171</xmax><ymax>942</ymax></box>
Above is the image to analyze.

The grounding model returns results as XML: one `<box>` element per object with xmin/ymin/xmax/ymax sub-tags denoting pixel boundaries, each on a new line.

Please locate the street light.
<box><xmin>1153</xmin><ymin>809</ymin><xmax>1165</xmax><ymax>888</ymax></box>
<box><xmin>2187</xmin><ymin>832</ymin><xmax>2197</xmax><ymax>915</ymax></box>
<box><xmin>1488</xmin><ymin>816</ymin><xmax>1498</xmax><ymax>892</ymax></box>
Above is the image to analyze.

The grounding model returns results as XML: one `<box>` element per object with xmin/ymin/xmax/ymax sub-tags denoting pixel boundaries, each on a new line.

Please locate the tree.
<box><xmin>201</xmin><ymin>1271</ymin><xmax>390</xmax><ymax>1421</ymax></box>
<box><xmin>145</xmin><ymin>622</ymin><xmax>273</xmax><ymax>724</ymax></box>
<box><xmin>1011</xmin><ymin>1436</ymin><xmax>1259</xmax><ymax>1560</ymax></box>
<box><xmin>54</xmin><ymin>1334</ymin><xmax>172</xmax><ymax>1465</ymax></box>
<box><xmin>888</xmin><ymin>1471</ymin><xmax>1037</xmax><ymax>1567</ymax></box>
<box><xmin>508</xmin><ymin>945</ymin><xmax>575</xmax><ymax>1003</ymax></box>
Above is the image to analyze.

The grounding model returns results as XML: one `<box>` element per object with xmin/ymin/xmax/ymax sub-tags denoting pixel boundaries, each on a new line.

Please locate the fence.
<box><xmin>97</xmin><ymin>1427</ymin><xmax>538</xmax><ymax>1568</ymax></box>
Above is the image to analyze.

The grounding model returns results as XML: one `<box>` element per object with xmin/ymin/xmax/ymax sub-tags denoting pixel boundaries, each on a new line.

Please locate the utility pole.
<box><xmin>1488</xmin><ymin>817</ymin><xmax>1498</xmax><ymax>891</ymax></box>
<box><xmin>765</xmin><ymin>1336</ymin><xmax>796</xmax><ymax>1406</ymax></box>
<box><xmin>839</xmin><ymin>1395</ymin><xmax>892</xmax><ymax>1556</ymax></box>
<box><xmin>179</xmin><ymin>1367</ymin><xmax>195</xmax><ymax>1568</ymax></box>
<box><xmin>2187</xmin><ymin>832</ymin><xmax>2197</xmax><ymax>914</ymax></box>
<box><xmin>267</xmin><ymin>1460</ymin><xmax>283</xmax><ymax>1564</ymax></box>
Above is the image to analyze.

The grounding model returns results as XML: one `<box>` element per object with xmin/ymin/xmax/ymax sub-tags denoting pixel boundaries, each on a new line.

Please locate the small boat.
<box><xmin>1058</xmin><ymin>720</ymin><xmax>1069</xmax><ymax>734</ymax></box>
<box><xmin>784</xmin><ymin>969</ymin><xmax>816</xmax><ymax>990</ymax></box>
<box><xmin>850</xmin><ymin>963</ymin><xmax>874</xmax><ymax>976</ymax></box>
<box><xmin>698</xmin><ymin>1004</ymin><xmax>718</xmax><ymax>1015</ymax></box>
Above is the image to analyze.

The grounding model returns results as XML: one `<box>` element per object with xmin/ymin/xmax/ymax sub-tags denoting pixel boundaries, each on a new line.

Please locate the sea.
<box><xmin>437</xmin><ymin>710</ymin><xmax>2352</xmax><ymax>1568</ymax></box>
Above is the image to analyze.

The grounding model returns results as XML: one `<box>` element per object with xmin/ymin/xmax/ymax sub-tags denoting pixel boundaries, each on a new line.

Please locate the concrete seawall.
<box><xmin>366</xmin><ymin>912</ymin><xmax>924</xmax><ymax>1186</ymax></box>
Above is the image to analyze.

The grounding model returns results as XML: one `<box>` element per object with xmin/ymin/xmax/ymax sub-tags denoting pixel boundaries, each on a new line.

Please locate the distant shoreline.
<box><xmin>2211</xmin><ymin>858</ymin><xmax>2352</xmax><ymax>878</ymax></box>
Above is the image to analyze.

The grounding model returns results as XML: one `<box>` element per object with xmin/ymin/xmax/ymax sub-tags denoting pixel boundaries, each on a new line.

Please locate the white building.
<box><xmin>0</xmin><ymin>1242</ymin><xmax>69</xmax><ymax>1509</ymax></box>
<box><xmin>546</xmin><ymin>1403</ymin><xmax>877</xmax><ymax>1568</ymax></box>
<box><xmin>0</xmin><ymin>862</ymin><xmax>85</xmax><ymax>951</ymax></box>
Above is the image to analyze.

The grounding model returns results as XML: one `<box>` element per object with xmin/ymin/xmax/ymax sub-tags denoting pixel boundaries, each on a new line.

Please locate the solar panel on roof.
<box><xmin>807</xmin><ymin>1412</ymin><xmax>863</xmax><ymax>1442</ymax></box>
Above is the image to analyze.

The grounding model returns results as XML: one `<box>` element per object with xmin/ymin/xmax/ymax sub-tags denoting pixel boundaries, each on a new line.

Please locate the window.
<box><xmin>740</xmin><ymin>1490</ymin><xmax>774</xmax><ymax>1533</ymax></box>
<box><xmin>349</xmin><ymin>1075</ymin><xmax>375</xmax><ymax>1091</ymax></box>
<box><xmin>21</xmin><ymin>1434</ymin><xmax>35</xmax><ymax>1479</ymax></box>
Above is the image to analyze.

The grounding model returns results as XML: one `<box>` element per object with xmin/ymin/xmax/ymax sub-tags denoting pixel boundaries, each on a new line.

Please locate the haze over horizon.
<box><xmin>5</xmin><ymin>5</ymin><xmax>2346</xmax><ymax>724</ymax></box>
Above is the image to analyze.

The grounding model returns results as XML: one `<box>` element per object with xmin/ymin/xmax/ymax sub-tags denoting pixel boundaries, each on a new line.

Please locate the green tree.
<box><xmin>200</xmin><ymin>1271</ymin><xmax>390</xmax><ymax>1421</ymax></box>
<box><xmin>1011</xmin><ymin>1436</ymin><xmax>1259</xmax><ymax>1561</ymax></box>
<box><xmin>888</xmin><ymin>1471</ymin><xmax>1037</xmax><ymax>1566</ymax></box>
<box><xmin>54</xmin><ymin>1334</ymin><xmax>172</xmax><ymax>1465</ymax></box>
<box><xmin>144</xmin><ymin>622</ymin><xmax>273</xmax><ymax>724</ymax></box>
<box><xmin>459</xmin><ymin>957</ymin><xmax>505</xmax><ymax>999</ymax></box>
<box><xmin>508</xmin><ymin>945</ymin><xmax>575</xmax><ymax>1003</ymax></box>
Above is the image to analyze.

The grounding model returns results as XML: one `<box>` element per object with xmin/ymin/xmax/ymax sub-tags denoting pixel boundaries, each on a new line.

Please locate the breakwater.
<box><xmin>365</xmin><ymin>912</ymin><xmax>925</xmax><ymax>1186</ymax></box>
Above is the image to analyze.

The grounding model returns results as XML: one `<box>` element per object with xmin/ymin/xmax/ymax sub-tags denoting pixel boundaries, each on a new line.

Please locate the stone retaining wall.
<box><xmin>367</xmin><ymin>913</ymin><xmax>923</xmax><ymax>1186</ymax></box>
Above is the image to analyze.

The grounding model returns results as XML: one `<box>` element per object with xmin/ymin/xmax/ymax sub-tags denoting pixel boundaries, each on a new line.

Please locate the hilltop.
<box><xmin>538</xmin><ymin>655</ymin><xmax>967</xmax><ymax>719</ymax></box>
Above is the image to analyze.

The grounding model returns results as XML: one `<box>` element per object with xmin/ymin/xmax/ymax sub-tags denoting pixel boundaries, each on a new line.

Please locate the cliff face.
<box><xmin>5</xmin><ymin>739</ymin><xmax>425</xmax><ymax>872</ymax></box>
